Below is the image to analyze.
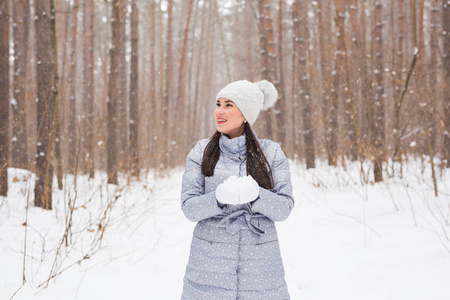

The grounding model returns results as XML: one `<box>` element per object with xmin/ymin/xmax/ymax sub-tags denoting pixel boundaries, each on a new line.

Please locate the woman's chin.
<box><xmin>216</xmin><ymin>125</ymin><xmax>227</xmax><ymax>133</ymax></box>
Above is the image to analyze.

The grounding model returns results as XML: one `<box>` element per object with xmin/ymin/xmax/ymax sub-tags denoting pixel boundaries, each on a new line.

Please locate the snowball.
<box><xmin>216</xmin><ymin>175</ymin><xmax>259</xmax><ymax>205</ymax></box>
<box><xmin>216</xmin><ymin>176</ymin><xmax>240</xmax><ymax>205</ymax></box>
<box><xmin>238</xmin><ymin>176</ymin><xmax>260</xmax><ymax>204</ymax></box>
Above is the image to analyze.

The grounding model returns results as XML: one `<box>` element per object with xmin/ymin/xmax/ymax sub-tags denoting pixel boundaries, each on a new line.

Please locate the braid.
<box><xmin>244</xmin><ymin>123</ymin><xmax>274</xmax><ymax>189</ymax></box>
<box><xmin>201</xmin><ymin>131</ymin><xmax>221</xmax><ymax>176</ymax></box>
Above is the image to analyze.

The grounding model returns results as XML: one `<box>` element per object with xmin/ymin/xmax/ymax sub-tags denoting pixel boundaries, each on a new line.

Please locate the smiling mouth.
<box><xmin>217</xmin><ymin>118</ymin><xmax>227</xmax><ymax>124</ymax></box>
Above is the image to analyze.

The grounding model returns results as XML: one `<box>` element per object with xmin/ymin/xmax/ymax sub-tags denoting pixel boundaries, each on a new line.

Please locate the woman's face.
<box><xmin>214</xmin><ymin>98</ymin><xmax>246</xmax><ymax>139</ymax></box>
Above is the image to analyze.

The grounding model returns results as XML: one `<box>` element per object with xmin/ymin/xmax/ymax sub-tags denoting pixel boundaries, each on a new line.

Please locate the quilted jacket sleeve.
<box><xmin>251</xmin><ymin>143</ymin><xmax>294</xmax><ymax>222</ymax></box>
<box><xmin>181</xmin><ymin>141</ymin><xmax>225</xmax><ymax>222</ymax></box>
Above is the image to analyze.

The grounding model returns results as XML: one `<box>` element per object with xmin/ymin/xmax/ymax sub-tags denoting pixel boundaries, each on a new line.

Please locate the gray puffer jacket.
<box><xmin>181</xmin><ymin>133</ymin><xmax>294</xmax><ymax>300</ymax></box>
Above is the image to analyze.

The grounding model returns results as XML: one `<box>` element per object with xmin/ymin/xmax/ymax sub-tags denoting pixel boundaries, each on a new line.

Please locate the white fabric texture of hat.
<box><xmin>215</xmin><ymin>79</ymin><xmax>278</xmax><ymax>126</ymax></box>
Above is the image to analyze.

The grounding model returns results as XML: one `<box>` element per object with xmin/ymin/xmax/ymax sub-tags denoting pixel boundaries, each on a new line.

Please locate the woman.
<box><xmin>181</xmin><ymin>80</ymin><xmax>294</xmax><ymax>300</ymax></box>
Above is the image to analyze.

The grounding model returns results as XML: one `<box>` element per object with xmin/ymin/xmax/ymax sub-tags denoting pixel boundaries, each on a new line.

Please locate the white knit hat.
<box><xmin>215</xmin><ymin>80</ymin><xmax>278</xmax><ymax>126</ymax></box>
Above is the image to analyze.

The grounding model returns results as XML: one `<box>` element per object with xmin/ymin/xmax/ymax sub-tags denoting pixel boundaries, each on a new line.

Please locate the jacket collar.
<box><xmin>219</xmin><ymin>133</ymin><xmax>246</xmax><ymax>159</ymax></box>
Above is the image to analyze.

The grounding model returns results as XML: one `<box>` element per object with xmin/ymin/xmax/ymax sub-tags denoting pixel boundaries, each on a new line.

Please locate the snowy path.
<box><xmin>1</xmin><ymin>163</ymin><xmax>450</xmax><ymax>299</ymax></box>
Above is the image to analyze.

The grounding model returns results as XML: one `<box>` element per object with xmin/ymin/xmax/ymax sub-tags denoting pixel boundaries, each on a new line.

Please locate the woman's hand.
<box><xmin>215</xmin><ymin>175</ymin><xmax>260</xmax><ymax>205</ymax></box>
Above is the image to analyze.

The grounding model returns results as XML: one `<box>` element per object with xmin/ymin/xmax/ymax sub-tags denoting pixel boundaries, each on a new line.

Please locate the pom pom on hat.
<box><xmin>256</xmin><ymin>80</ymin><xmax>278</xmax><ymax>111</ymax></box>
<box><xmin>216</xmin><ymin>79</ymin><xmax>278</xmax><ymax>126</ymax></box>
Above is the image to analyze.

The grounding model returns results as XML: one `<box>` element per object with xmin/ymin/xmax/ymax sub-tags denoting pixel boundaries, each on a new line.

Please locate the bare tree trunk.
<box><xmin>187</xmin><ymin>3</ymin><xmax>199</xmax><ymax>150</ymax></box>
<box><xmin>147</xmin><ymin>0</ymin><xmax>156</xmax><ymax>169</ymax></box>
<box><xmin>392</xmin><ymin>0</ymin><xmax>406</xmax><ymax>164</ymax></box>
<box><xmin>359</xmin><ymin>0</ymin><xmax>371</xmax><ymax>163</ymax></box>
<box><xmin>50</xmin><ymin>0</ymin><xmax>62</xmax><ymax>190</ymax></box>
<box><xmin>293</xmin><ymin>0</ymin><xmax>315</xmax><ymax>169</ymax></box>
<box><xmin>156</xmin><ymin>0</ymin><xmax>165</xmax><ymax>168</ymax></box>
<box><xmin>58</xmin><ymin>0</ymin><xmax>70</xmax><ymax>147</ymax></box>
<box><xmin>443</xmin><ymin>0</ymin><xmax>450</xmax><ymax>167</ymax></box>
<box><xmin>372</xmin><ymin>1</ymin><xmax>385</xmax><ymax>182</ymax></box>
<box><xmin>176</xmin><ymin>0</ymin><xmax>195</xmax><ymax>162</ymax></box>
<box><xmin>83</xmin><ymin>0</ymin><xmax>95</xmax><ymax>178</ymax></box>
<box><xmin>11</xmin><ymin>0</ymin><xmax>30</xmax><ymax>170</ymax></box>
<box><xmin>334</xmin><ymin>0</ymin><xmax>358</xmax><ymax>162</ymax></box>
<box><xmin>257</xmin><ymin>0</ymin><xmax>277</xmax><ymax>140</ymax></box>
<box><xmin>107</xmin><ymin>0</ymin><xmax>121</xmax><ymax>185</ymax></box>
<box><xmin>205</xmin><ymin>2</ymin><xmax>216</xmax><ymax>137</ymax></box>
<box><xmin>257</xmin><ymin>0</ymin><xmax>269</xmax><ymax>81</ymax></box>
<box><xmin>277</xmin><ymin>0</ymin><xmax>288</xmax><ymax>150</ymax></box>
<box><xmin>263</xmin><ymin>0</ymin><xmax>279</xmax><ymax>142</ymax></box>
<box><xmin>424</xmin><ymin>1</ymin><xmax>440</xmax><ymax>165</ymax></box>
<box><xmin>129</xmin><ymin>0</ymin><xmax>140</xmax><ymax>176</ymax></box>
<box><xmin>0</xmin><ymin>0</ymin><xmax>9</xmax><ymax>197</ymax></box>
<box><xmin>214</xmin><ymin>0</ymin><xmax>231</xmax><ymax>82</ymax></box>
<box><xmin>427</xmin><ymin>1</ymin><xmax>440</xmax><ymax>157</ymax></box>
<box><xmin>418</xmin><ymin>0</ymin><xmax>424</xmax><ymax>50</ymax></box>
<box><xmin>163</xmin><ymin>0</ymin><xmax>174</xmax><ymax>166</ymax></box>
<box><xmin>67</xmin><ymin>0</ymin><xmax>79</xmax><ymax>175</ymax></box>
<box><xmin>291</xmin><ymin>47</ymin><xmax>300</xmax><ymax>154</ymax></box>
<box><xmin>428</xmin><ymin>1</ymin><xmax>441</xmax><ymax>131</ymax></box>
<box><xmin>99</xmin><ymin>1</ymin><xmax>110</xmax><ymax>171</ymax></box>
<box><xmin>411</xmin><ymin>0</ymin><xmax>437</xmax><ymax>195</ymax></box>
<box><xmin>317</xmin><ymin>0</ymin><xmax>337</xmax><ymax>165</ymax></box>
<box><xmin>348</xmin><ymin>0</ymin><xmax>371</xmax><ymax>166</ymax></box>
<box><xmin>243</xmin><ymin>2</ymin><xmax>256</xmax><ymax>81</ymax></box>
<box><xmin>34</xmin><ymin>0</ymin><xmax>57</xmax><ymax>208</ymax></box>
<box><xmin>193</xmin><ymin>0</ymin><xmax>207</xmax><ymax>142</ymax></box>
<box><xmin>117</xmin><ymin>2</ymin><xmax>128</xmax><ymax>172</ymax></box>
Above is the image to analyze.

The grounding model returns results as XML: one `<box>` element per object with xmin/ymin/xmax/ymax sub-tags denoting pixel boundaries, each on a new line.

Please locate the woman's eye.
<box><xmin>226</xmin><ymin>104</ymin><xmax>233</xmax><ymax>107</ymax></box>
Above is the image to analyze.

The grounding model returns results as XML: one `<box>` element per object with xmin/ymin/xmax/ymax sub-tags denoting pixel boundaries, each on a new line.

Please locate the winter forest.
<box><xmin>1</xmin><ymin>0</ymin><xmax>450</xmax><ymax>299</ymax></box>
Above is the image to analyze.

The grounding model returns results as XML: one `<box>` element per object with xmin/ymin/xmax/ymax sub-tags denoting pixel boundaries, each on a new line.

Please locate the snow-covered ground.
<box><xmin>1</xmin><ymin>160</ymin><xmax>450</xmax><ymax>300</ymax></box>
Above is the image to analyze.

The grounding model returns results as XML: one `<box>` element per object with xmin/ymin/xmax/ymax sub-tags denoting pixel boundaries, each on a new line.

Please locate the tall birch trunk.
<box><xmin>156</xmin><ymin>0</ymin><xmax>165</xmax><ymax>168</ymax></box>
<box><xmin>0</xmin><ymin>0</ymin><xmax>9</xmax><ymax>196</ymax></box>
<box><xmin>427</xmin><ymin>1</ymin><xmax>440</xmax><ymax>156</ymax></box>
<box><xmin>334</xmin><ymin>0</ymin><xmax>359</xmax><ymax>161</ymax></box>
<box><xmin>392</xmin><ymin>0</ymin><xmax>406</xmax><ymax>163</ymax></box>
<box><xmin>118</xmin><ymin>2</ymin><xmax>128</xmax><ymax>172</ymax></box>
<box><xmin>359</xmin><ymin>0</ymin><xmax>371</xmax><ymax>163</ymax></box>
<box><xmin>67</xmin><ymin>0</ymin><xmax>79</xmax><ymax>175</ymax></box>
<box><xmin>83</xmin><ymin>0</ymin><xmax>95</xmax><ymax>178</ymax></box>
<box><xmin>164</xmin><ymin>0</ymin><xmax>174</xmax><ymax>166</ymax></box>
<box><xmin>257</xmin><ymin>0</ymin><xmax>277</xmax><ymax>140</ymax></box>
<box><xmin>107</xmin><ymin>0</ymin><xmax>121</xmax><ymax>184</ymax></box>
<box><xmin>372</xmin><ymin>1</ymin><xmax>385</xmax><ymax>182</ymax></box>
<box><xmin>147</xmin><ymin>0</ymin><xmax>157</xmax><ymax>169</ymax></box>
<box><xmin>34</xmin><ymin>0</ymin><xmax>57</xmax><ymax>208</ymax></box>
<box><xmin>293</xmin><ymin>0</ymin><xmax>315</xmax><ymax>168</ymax></box>
<box><xmin>129</xmin><ymin>0</ymin><xmax>140</xmax><ymax>176</ymax></box>
<box><xmin>317</xmin><ymin>0</ymin><xmax>338</xmax><ymax>165</ymax></box>
<box><xmin>50</xmin><ymin>0</ymin><xmax>62</xmax><ymax>190</ymax></box>
<box><xmin>193</xmin><ymin>0</ymin><xmax>207</xmax><ymax>143</ymax></box>
<box><xmin>176</xmin><ymin>0</ymin><xmax>195</xmax><ymax>161</ymax></box>
<box><xmin>443</xmin><ymin>0</ymin><xmax>450</xmax><ymax>167</ymax></box>
<box><xmin>277</xmin><ymin>0</ymin><xmax>288</xmax><ymax>150</ymax></box>
<box><xmin>12</xmin><ymin>0</ymin><xmax>30</xmax><ymax>170</ymax></box>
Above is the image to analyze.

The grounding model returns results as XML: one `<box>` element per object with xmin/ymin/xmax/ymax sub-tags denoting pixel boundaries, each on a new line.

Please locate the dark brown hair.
<box><xmin>201</xmin><ymin>122</ymin><xmax>274</xmax><ymax>189</ymax></box>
